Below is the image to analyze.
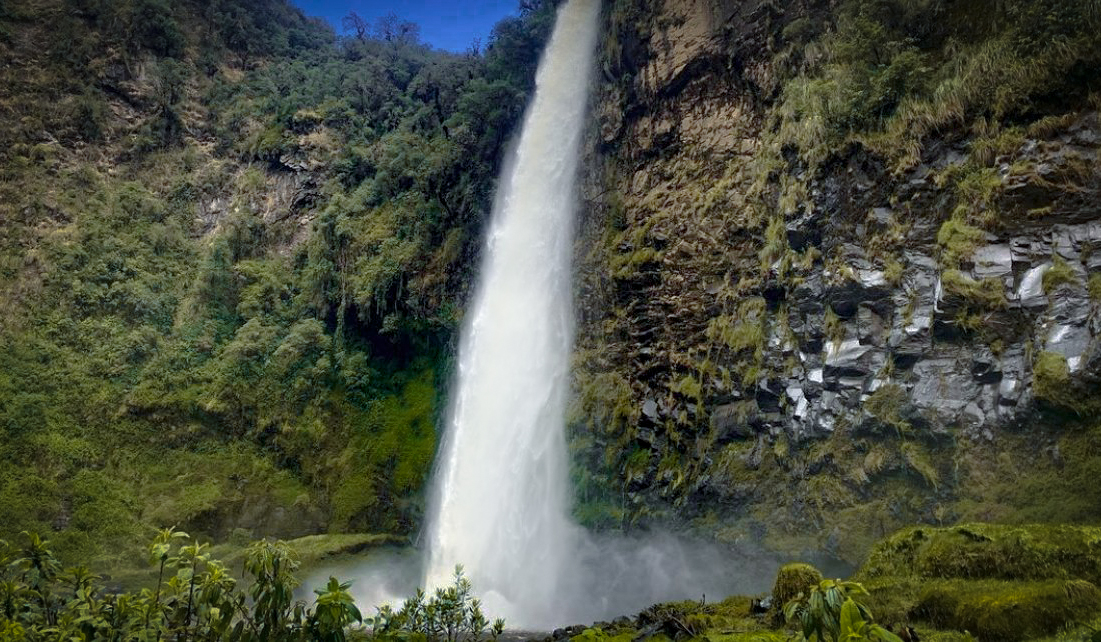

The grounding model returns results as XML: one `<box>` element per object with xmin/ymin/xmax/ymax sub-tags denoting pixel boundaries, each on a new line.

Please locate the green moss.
<box><xmin>772</xmin><ymin>563</ymin><xmax>825</xmax><ymax>608</ymax></box>
<box><xmin>901</xmin><ymin>442</ymin><xmax>939</xmax><ymax>489</ymax></box>
<box><xmin>915</xmin><ymin>579</ymin><xmax>1101</xmax><ymax>641</ymax></box>
<box><xmin>940</xmin><ymin>270</ymin><xmax>1007</xmax><ymax>310</ymax></box>
<box><xmin>1033</xmin><ymin>351</ymin><xmax>1093</xmax><ymax>415</ymax></box>
<box><xmin>570</xmin><ymin>629</ymin><xmax>637</xmax><ymax>642</ymax></box>
<box><xmin>864</xmin><ymin>383</ymin><xmax>912</xmax><ymax>435</ymax></box>
<box><xmin>610</xmin><ymin>245</ymin><xmax>662</xmax><ymax>279</ymax></box>
<box><xmin>1087</xmin><ymin>274</ymin><xmax>1101</xmax><ymax>302</ymax></box>
<box><xmin>937</xmin><ymin>219</ymin><xmax>986</xmax><ymax>268</ymax></box>
<box><xmin>858</xmin><ymin>524</ymin><xmax>1101</xmax><ymax>586</ymax></box>
<box><xmin>331</xmin><ymin>369</ymin><xmax>438</xmax><ymax>532</ymax></box>
<box><xmin>884</xmin><ymin>257</ymin><xmax>905</xmax><ymax>285</ymax></box>
<box><xmin>672</xmin><ymin>373</ymin><xmax>703</xmax><ymax>403</ymax></box>
<box><xmin>199</xmin><ymin>533</ymin><xmax>402</xmax><ymax>587</ymax></box>
<box><xmin>287</xmin><ymin>533</ymin><xmax>403</xmax><ymax>565</ymax></box>
<box><xmin>952</xmin><ymin>423</ymin><xmax>1101</xmax><ymax>526</ymax></box>
<box><xmin>953</xmin><ymin>166</ymin><xmax>1004</xmax><ymax>221</ymax></box>
<box><xmin>707</xmin><ymin>315</ymin><xmax>765</xmax><ymax>355</ymax></box>
<box><xmin>571</xmin><ymin>367</ymin><xmax>635</xmax><ymax>433</ymax></box>
<box><xmin>970</xmin><ymin>125</ymin><xmax>1025</xmax><ymax>166</ymax></box>
<box><xmin>706</xmin><ymin>633</ymin><xmax>792</xmax><ymax>642</ymax></box>
<box><xmin>623</xmin><ymin>449</ymin><xmax>651</xmax><ymax>485</ymax></box>
<box><xmin>853</xmin><ymin>524</ymin><xmax>1101</xmax><ymax>639</ymax></box>
<box><xmin>825</xmin><ymin>306</ymin><xmax>845</xmax><ymax>346</ymax></box>
<box><xmin>1043</xmin><ymin>256</ymin><xmax>1081</xmax><ymax>293</ymax></box>
<box><xmin>759</xmin><ymin>216</ymin><xmax>790</xmax><ymax>273</ymax></box>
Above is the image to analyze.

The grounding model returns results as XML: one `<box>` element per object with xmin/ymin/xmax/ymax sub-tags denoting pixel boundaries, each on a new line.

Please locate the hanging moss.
<box><xmin>1033</xmin><ymin>351</ymin><xmax>1095</xmax><ymax>415</ymax></box>
<box><xmin>1042</xmin><ymin>256</ymin><xmax>1081</xmax><ymax>293</ymax></box>
<box><xmin>863</xmin><ymin>384</ymin><xmax>912</xmax><ymax>435</ymax></box>
<box><xmin>939</xmin><ymin>270</ymin><xmax>1007</xmax><ymax>311</ymax></box>
<box><xmin>935</xmin><ymin>217</ymin><xmax>989</xmax><ymax>264</ymax></box>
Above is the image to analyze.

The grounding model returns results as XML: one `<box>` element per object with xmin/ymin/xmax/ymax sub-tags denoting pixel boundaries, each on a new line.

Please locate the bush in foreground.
<box><xmin>0</xmin><ymin>530</ymin><xmax>502</xmax><ymax>642</ymax></box>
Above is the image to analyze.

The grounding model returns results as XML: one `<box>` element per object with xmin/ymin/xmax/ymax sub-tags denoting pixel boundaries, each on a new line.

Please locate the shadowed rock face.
<box><xmin>572</xmin><ymin>0</ymin><xmax>1101</xmax><ymax>559</ymax></box>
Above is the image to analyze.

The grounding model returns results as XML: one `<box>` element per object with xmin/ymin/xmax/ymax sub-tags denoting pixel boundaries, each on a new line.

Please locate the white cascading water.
<box><xmin>423</xmin><ymin>0</ymin><xmax>601</xmax><ymax>629</ymax></box>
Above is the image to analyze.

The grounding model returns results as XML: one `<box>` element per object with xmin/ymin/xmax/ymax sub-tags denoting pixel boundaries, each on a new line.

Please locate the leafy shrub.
<box><xmin>783</xmin><ymin>578</ymin><xmax>901</xmax><ymax>642</ymax></box>
<box><xmin>0</xmin><ymin>531</ymin><xmax>504</xmax><ymax>642</ymax></box>
<box><xmin>372</xmin><ymin>565</ymin><xmax>504</xmax><ymax>642</ymax></box>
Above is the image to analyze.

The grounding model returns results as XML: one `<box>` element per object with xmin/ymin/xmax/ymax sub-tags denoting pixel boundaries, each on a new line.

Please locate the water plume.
<box><xmin>422</xmin><ymin>0</ymin><xmax>600</xmax><ymax>629</ymax></box>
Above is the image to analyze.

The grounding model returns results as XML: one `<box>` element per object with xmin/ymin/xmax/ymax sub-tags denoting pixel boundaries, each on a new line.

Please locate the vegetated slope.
<box><xmin>0</xmin><ymin>0</ymin><xmax>556</xmax><ymax>562</ymax></box>
<box><xmin>571</xmin><ymin>0</ymin><xmax>1101</xmax><ymax>561</ymax></box>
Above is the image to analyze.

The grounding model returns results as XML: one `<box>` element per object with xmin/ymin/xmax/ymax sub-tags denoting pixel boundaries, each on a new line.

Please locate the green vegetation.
<box><xmin>854</xmin><ymin>524</ymin><xmax>1101</xmax><ymax>641</ymax></box>
<box><xmin>936</xmin><ymin>220</ymin><xmax>985</xmax><ymax>268</ymax></box>
<box><xmin>373</xmin><ymin>566</ymin><xmax>505</xmax><ymax>642</ymax></box>
<box><xmin>1042</xmin><ymin>256</ymin><xmax>1080</xmax><ymax>293</ymax></box>
<box><xmin>938</xmin><ymin>270</ymin><xmax>1008</xmax><ymax>336</ymax></box>
<box><xmin>1031</xmin><ymin>351</ymin><xmax>1096</xmax><ymax>416</ymax></box>
<box><xmin>772</xmin><ymin>0</ymin><xmax>1101</xmax><ymax>171</ymax></box>
<box><xmin>863</xmin><ymin>384</ymin><xmax>911</xmax><ymax>436</ymax></box>
<box><xmin>558</xmin><ymin>527</ymin><xmax>1101</xmax><ymax>642</ymax></box>
<box><xmin>859</xmin><ymin>524</ymin><xmax>1101</xmax><ymax>585</ymax></box>
<box><xmin>915</xmin><ymin>579</ymin><xmax>1101</xmax><ymax>642</ymax></box>
<box><xmin>784</xmin><ymin>579</ymin><xmax>901</xmax><ymax>642</ymax></box>
<box><xmin>0</xmin><ymin>530</ymin><xmax>503</xmax><ymax>642</ymax></box>
<box><xmin>772</xmin><ymin>564</ymin><xmax>825</xmax><ymax>612</ymax></box>
<box><xmin>939</xmin><ymin>271</ymin><xmax>1006</xmax><ymax>311</ymax></box>
<box><xmin>0</xmin><ymin>0</ymin><xmax>557</xmax><ymax>560</ymax></box>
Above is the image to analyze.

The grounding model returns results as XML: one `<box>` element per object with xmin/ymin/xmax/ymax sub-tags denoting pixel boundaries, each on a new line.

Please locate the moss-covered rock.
<box><xmin>858</xmin><ymin>523</ymin><xmax>1101</xmax><ymax>585</ymax></box>
<box><xmin>1032</xmin><ymin>351</ymin><xmax>1097</xmax><ymax>415</ymax></box>
<box><xmin>772</xmin><ymin>563</ymin><xmax>825</xmax><ymax>608</ymax></box>
<box><xmin>915</xmin><ymin>579</ymin><xmax>1101</xmax><ymax>641</ymax></box>
<box><xmin>569</xmin><ymin>629</ymin><xmax>636</xmax><ymax>642</ymax></box>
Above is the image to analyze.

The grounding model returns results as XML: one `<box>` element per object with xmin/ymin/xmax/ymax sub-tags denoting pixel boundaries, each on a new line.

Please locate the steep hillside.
<box><xmin>572</xmin><ymin>0</ymin><xmax>1101</xmax><ymax>562</ymax></box>
<box><xmin>0</xmin><ymin>0</ymin><xmax>555</xmax><ymax>562</ymax></box>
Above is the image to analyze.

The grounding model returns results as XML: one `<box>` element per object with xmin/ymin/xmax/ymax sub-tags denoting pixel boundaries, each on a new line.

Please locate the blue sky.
<box><xmin>291</xmin><ymin>0</ymin><xmax>521</xmax><ymax>52</ymax></box>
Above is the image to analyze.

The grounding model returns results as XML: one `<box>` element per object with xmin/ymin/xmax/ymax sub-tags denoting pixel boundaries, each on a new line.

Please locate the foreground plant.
<box><xmin>372</xmin><ymin>565</ymin><xmax>505</xmax><ymax>642</ymax></box>
<box><xmin>0</xmin><ymin>531</ymin><xmax>478</xmax><ymax>641</ymax></box>
<box><xmin>784</xmin><ymin>579</ymin><xmax>902</xmax><ymax>642</ymax></box>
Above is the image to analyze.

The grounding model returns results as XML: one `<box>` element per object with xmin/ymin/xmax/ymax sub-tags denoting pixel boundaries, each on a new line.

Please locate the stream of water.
<box><xmin>422</xmin><ymin>0</ymin><xmax>601</xmax><ymax>629</ymax></box>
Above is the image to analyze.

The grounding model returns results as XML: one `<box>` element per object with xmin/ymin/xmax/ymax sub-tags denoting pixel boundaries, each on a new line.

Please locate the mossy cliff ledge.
<box><xmin>571</xmin><ymin>0</ymin><xmax>1101</xmax><ymax>559</ymax></box>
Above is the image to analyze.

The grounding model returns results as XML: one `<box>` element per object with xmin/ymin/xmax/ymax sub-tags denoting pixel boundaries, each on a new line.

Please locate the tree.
<box><xmin>341</xmin><ymin>11</ymin><xmax>367</xmax><ymax>40</ymax></box>
<box><xmin>374</xmin><ymin>13</ymin><xmax>420</xmax><ymax>45</ymax></box>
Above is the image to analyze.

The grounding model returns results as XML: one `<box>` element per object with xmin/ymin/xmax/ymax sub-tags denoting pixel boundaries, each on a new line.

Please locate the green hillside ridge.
<box><xmin>0</xmin><ymin>0</ymin><xmax>557</xmax><ymax>563</ymax></box>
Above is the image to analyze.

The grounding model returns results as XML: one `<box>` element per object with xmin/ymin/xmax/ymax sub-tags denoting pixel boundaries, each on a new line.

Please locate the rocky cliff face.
<box><xmin>571</xmin><ymin>0</ymin><xmax>1101</xmax><ymax>561</ymax></box>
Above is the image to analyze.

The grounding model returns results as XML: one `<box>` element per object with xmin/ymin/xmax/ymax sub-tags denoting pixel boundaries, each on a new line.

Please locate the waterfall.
<box><xmin>423</xmin><ymin>0</ymin><xmax>600</xmax><ymax>629</ymax></box>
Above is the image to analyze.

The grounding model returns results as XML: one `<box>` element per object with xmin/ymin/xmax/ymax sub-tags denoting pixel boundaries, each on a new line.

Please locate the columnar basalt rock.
<box><xmin>573</xmin><ymin>0</ymin><xmax>1101</xmax><ymax>559</ymax></box>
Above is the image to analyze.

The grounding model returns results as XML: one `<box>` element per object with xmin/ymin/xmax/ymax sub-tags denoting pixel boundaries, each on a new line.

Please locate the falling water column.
<box><xmin>423</xmin><ymin>0</ymin><xmax>601</xmax><ymax>630</ymax></box>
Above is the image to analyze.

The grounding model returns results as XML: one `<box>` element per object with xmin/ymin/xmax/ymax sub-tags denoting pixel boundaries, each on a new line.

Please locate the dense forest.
<box><xmin>0</xmin><ymin>0</ymin><xmax>556</xmax><ymax>563</ymax></box>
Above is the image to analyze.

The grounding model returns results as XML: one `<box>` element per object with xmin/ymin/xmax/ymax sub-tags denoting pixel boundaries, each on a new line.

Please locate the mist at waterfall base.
<box><xmin>305</xmin><ymin>532</ymin><xmax>784</xmax><ymax>628</ymax></box>
<box><xmin>306</xmin><ymin>0</ymin><xmax>784</xmax><ymax>629</ymax></box>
